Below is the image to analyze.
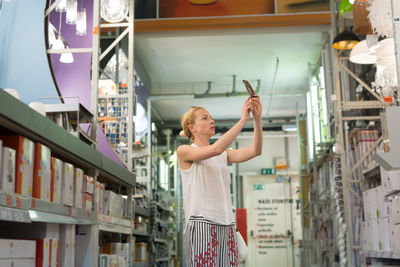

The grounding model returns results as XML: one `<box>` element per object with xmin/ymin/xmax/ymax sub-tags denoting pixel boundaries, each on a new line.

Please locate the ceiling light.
<box><xmin>55</xmin><ymin>0</ymin><xmax>66</xmax><ymax>12</ymax></box>
<box><xmin>332</xmin><ymin>31</ymin><xmax>360</xmax><ymax>50</ymax></box>
<box><xmin>60</xmin><ymin>45</ymin><xmax>74</xmax><ymax>64</ymax></box>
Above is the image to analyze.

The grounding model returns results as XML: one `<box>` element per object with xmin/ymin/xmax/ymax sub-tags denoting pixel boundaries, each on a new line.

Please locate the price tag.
<box><xmin>11</xmin><ymin>196</ymin><xmax>16</xmax><ymax>208</ymax></box>
<box><xmin>16</xmin><ymin>197</ymin><xmax>21</xmax><ymax>209</ymax></box>
<box><xmin>1</xmin><ymin>194</ymin><xmax>6</xmax><ymax>206</ymax></box>
<box><xmin>6</xmin><ymin>195</ymin><xmax>12</xmax><ymax>207</ymax></box>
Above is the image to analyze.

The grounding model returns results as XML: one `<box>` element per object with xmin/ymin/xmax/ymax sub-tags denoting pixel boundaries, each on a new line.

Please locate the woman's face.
<box><xmin>191</xmin><ymin>109</ymin><xmax>215</xmax><ymax>137</ymax></box>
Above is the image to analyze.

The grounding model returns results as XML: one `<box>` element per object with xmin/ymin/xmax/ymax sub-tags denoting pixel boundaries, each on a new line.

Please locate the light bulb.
<box><xmin>55</xmin><ymin>0</ymin><xmax>66</xmax><ymax>12</ymax></box>
<box><xmin>76</xmin><ymin>8</ymin><xmax>87</xmax><ymax>35</ymax></box>
<box><xmin>66</xmin><ymin>0</ymin><xmax>77</xmax><ymax>24</ymax></box>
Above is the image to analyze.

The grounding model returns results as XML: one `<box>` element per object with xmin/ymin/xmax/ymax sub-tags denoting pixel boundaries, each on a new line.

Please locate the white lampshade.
<box><xmin>76</xmin><ymin>8</ymin><xmax>87</xmax><ymax>36</ymax></box>
<box><xmin>60</xmin><ymin>44</ymin><xmax>74</xmax><ymax>64</ymax></box>
<box><xmin>101</xmin><ymin>0</ymin><xmax>128</xmax><ymax>23</ymax></box>
<box><xmin>377</xmin><ymin>56</ymin><xmax>396</xmax><ymax>66</ymax></box>
<box><xmin>66</xmin><ymin>0</ymin><xmax>77</xmax><ymax>24</ymax></box>
<box><xmin>52</xmin><ymin>37</ymin><xmax>65</xmax><ymax>50</ymax></box>
<box><xmin>350</xmin><ymin>40</ymin><xmax>377</xmax><ymax>64</ymax></box>
<box><xmin>55</xmin><ymin>0</ymin><xmax>67</xmax><ymax>12</ymax></box>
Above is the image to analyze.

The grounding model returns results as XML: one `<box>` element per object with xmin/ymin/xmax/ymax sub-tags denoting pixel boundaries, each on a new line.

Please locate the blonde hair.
<box><xmin>179</xmin><ymin>106</ymin><xmax>204</xmax><ymax>141</ymax></box>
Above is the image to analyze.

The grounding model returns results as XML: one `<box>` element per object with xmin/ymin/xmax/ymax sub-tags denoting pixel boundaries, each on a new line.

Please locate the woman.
<box><xmin>177</xmin><ymin>95</ymin><xmax>263</xmax><ymax>266</ymax></box>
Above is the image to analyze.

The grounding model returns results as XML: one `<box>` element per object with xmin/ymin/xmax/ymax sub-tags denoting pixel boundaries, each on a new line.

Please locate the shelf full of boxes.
<box><xmin>0</xmin><ymin>89</ymin><xmax>135</xmax><ymax>267</ymax></box>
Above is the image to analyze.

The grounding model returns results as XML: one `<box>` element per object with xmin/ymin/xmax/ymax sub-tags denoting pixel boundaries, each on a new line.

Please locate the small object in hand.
<box><xmin>243</xmin><ymin>80</ymin><xmax>255</xmax><ymax>98</ymax></box>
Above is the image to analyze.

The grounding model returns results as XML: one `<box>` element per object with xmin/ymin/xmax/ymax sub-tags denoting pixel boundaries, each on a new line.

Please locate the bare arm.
<box><xmin>227</xmin><ymin>96</ymin><xmax>263</xmax><ymax>163</ymax></box>
<box><xmin>177</xmin><ymin>98</ymin><xmax>252</xmax><ymax>163</ymax></box>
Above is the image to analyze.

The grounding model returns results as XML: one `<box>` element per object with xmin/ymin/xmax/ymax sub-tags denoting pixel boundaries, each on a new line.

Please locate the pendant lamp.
<box><xmin>66</xmin><ymin>0</ymin><xmax>77</xmax><ymax>24</ymax></box>
<box><xmin>349</xmin><ymin>40</ymin><xmax>376</xmax><ymax>64</ymax></box>
<box><xmin>101</xmin><ymin>0</ymin><xmax>128</xmax><ymax>23</ymax></box>
<box><xmin>55</xmin><ymin>0</ymin><xmax>66</xmax><ymax>12</ymax></box>
<box><xmin>76</xmin><ymin>8</ymin><xmax>87</xmax><ymax>35</ymax></box>
<box><xmin>332</xmin><ymin>31</ymin><xmax>360</xmax><ymax>50</ymax></box>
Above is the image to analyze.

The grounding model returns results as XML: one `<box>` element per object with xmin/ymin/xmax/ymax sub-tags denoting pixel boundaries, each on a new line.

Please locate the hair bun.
<box><xmin>179</xmin><ymin>130</ymin><xmax>187</xmax><ymax>137</ymax></box>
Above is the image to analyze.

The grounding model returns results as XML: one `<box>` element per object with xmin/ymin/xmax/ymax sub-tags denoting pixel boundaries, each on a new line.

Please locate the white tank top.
<box><xmin>179</xmin><ymin>143</ymin><xmax>235</xmax><ymax>226</ymax></box>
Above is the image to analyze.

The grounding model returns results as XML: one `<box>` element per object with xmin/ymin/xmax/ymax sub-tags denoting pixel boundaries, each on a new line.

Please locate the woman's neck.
<box><xmin>193</xmin><ymin>136</ymin><xmax>210</xmax><ymax>147</ymax></box>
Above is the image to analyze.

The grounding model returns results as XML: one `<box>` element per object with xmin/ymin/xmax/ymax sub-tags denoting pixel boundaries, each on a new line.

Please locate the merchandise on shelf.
<box><xmin>0</xmin><ymin>135</ymin><xmax>35</xmax><ymax>196</ymax></box>
<box><xmin>101</xmin><ymin>242</ymin><xmax>130</xmax><ymax>257</ymax></box>
<box><xmin>135</xmin><ymin>242</ymin><xmax>148</xmax><ymax>262</ymax></box>
<box><xmin>36</xmin><ymin>238</ymin><xmax>59</xmax><ymax>267</ymax></box>
<box><xmin>84</xmin><ymin>175</ymin><xmax>95</xmax><ymax>194</ymax></box>
<box><xmin>98</xmin><ymin>254</ymin><xmax>129</xmax><ymax>267</ymax></box>
<box><xmin>62</xmin><ymin>163</ymin><xmax>74</xmax><ymax>207</ymax></box>
<box><xmin>102</xmin><ymin>190</ymin><xmax>126</xmax><ymax>218</ymax></box>
<box><xmin>0</xmin><ymin>239</ymin><xmax>36</xmax><ymax>259</ymax></box>
<box><xmin>84</xmin><ymin>193</ymin><xmax>93</xmax><ymax>211</ymax></box>
<box><xmin>50</xmin><ymin>157</ymin><xmax>63</xmax><ymax>204</ymax></box>
<box><xmin>96</xmin><ymin>181</ymin><xmax>105</xmax><ymax>213</ymax></box>
<box><xmin>33</xmin><ymin>143</ymin><xmax>51</xmax><ymax>202</ymax></box>
<box><xmin>134</xmin><ymin>215</ymin><xmax>149</xmax><ymax>232</ymax></box>
<box><xmin>1</xmin><ymin>146</ymin><xmax>16</xmax><ymax>192</ymax></box>
<box><xmin>74</xmin><ymin>168</ymin><xmax>85</xmax><ymax>209</ymax></box>
<box><xmin>60</xmin><ymin>225</ymin><xmax>75</xmax><ymax>267</ymax></box>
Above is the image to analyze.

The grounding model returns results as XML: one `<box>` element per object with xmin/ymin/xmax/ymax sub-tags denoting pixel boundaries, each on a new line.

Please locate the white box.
<box><xmin>51</xmin><ymin>158</ymin><xmax>63</xmax><ymax>204</ymax></box>
<box><xmin>84</xmin><ymin>175</ymin><xmax>94</xmax><ymax>194</ymax></box>
<box><xmin>1</xmin><ymin>147</ymin><xmax>16</xmax><ymax>193</ymax></box>
<box><xmin>371</xmin><ymin>219</ymin><xmax>379</xmax><ymax>251</ymax></box>
<box><xmin>0</xmin><ymin>239</ymin><xmax>36</xmax><ymax>259</ymax></box>
<box><xmin>392</xmin><ymin>195</ymin><xmax>400</xmax><ymax>224</ymax></box>
<box><xmin>84</xmin><ymin>193</ymin><xmax>93</xmax><ymax>211</ymax></box>
<box><xmin>74</xmin><ymin>168</ymin><xmax>84</xmax><ymax>209</ymax></box>
<box><xmin>0</xmin><ymin>259</ymin><xmax>35</xmax><ymax>267</ymax></box>
<box><xmin>103</xmin><ymin>190</ymin><xmax>124</xmax><ymax>218</ymax></box>
<box><xmin>62</xmin><ymin>163</ymin><xmax>74</xmax><ymax>206</ymax></box>
<box><xmin>60</xmin><ymin>225</ymin><xmax>75</xmax><ymax>267</ymax></box>
<box><xmin>366</xmin><ymin>220</ymin><xmax>373</xmax><ymax>250</ymax></box>
<box><xmin>51</xmin><ymin>239</ymin><xmax>59</xmax><ymax>265</ymax></box>
<box><xmin>361</xmin><ymin>221</ymin><xmax>368</xmax><ymax>250</ymax></box>
<box><xmin>374</xmin><ymin>186</ymin><xmax>384</xmax><ymax>219</ymax></box>
<box><xmin>381</xmin><ymin>166</ymin><xmax>400</xmax><ymax>195</ymax></box>
<box><xmin>33</xmin><ymin>144</ymin><xmax>51</xmax><ymax>202</ymax></box>
<box><xmin>96</xmin><ymin>182</ymin><xmax>105</xmax><ymax>214</ymax></box>
<box><xmin>377</xmin><ymin>218</ymin><xmax>391</xmax><ymax>251</ymax></box>
<box><xmin>389</xmin><ymin>217</ymin><xmax>400</xmax><ymax>251</ymax></box>
<box><xmin>383</xmin><ymin>201</ymin><xmax>392</xmax><ymax>218</ymax></box>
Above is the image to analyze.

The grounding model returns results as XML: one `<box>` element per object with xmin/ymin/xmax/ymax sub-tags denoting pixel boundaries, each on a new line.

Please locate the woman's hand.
<box><xmin>241</xmin><ymin>97</ymin><xmax>253</xmax><ymax>122</ymax></box>
<box><xmin>251</xmin><ymin>95</ymin><xmax>262</xmax><ymax>122</ymax></box>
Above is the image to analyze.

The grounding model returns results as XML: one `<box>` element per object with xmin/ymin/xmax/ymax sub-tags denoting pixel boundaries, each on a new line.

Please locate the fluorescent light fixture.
<box><xmin>306</xmin><ymin>91</ymin><xmax>314</xmax><ymax>161</ymax></box>
<box><xmin>282</xmin><ymin>124</ymin><xmax>297</xmax><ymax>132</ymax></box>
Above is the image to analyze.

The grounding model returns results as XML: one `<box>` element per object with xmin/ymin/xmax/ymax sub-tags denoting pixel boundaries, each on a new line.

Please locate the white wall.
<box><xmin>236</xmin><ymin>133</ymin><xmax>298</xmax><ymax>175</ymax></box>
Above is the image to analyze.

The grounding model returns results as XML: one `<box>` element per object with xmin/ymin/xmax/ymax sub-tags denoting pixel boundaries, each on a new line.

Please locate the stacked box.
<box><xmin>103</xmin><ymin>190</ymin><xmax>125</xmax><ymax>218</ymax></box>
<box><xmin>380</xmin><ymin>166</ymin><xmax>400</xmax><ymax>195</ymax></box>
<box><xmin>51</xmin><ymin>157</ymin><xmax>63</xmax><ymax>204</ymax></box>
<box><xmin>1</xmin><ymin>147</ymin><xmax>16</xmax><ymax>192</ymax></box>
<box><xmin>84</xmin><ymin>193</ymin><xmax>93</xmax><ymax>211</ymax></box>
<box><xmin>60</xmin><ymin>225</ymin><xmax>75</xmax><ymax>267</ymax></box>
<box><xmin>35</xmin><ymin>238</ymin><xmax>51</xmax><ymax>267</ymax></box>
<box><xmin>62</xmin><ymin>163</ymin><xmax>74</xmax><ymax>207</ymax></box>
<box><xmin>1</xmin><ymin>136</ymin><xmax>34</xmax><ymax>196</ymax></box>
<box><xmin>74</xmin><ymin>168</ymin><xmax>84</xmax><ymax>209</ymax></box>
<box><xmin>84</xmin><ymin>175</ymin><xmax>94</xmax><ymax>194</ymax></box>
<box><xmin>33</xmin><ymin>143</ymin><xmax>51</xmax><ymax>202</ymax></box>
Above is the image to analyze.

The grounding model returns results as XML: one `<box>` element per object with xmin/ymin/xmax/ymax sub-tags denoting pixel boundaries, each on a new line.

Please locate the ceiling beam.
<box><xmin>135</xmin><ymin>13</ymin><xmax>330</xmax><ymax>33</ymax></box>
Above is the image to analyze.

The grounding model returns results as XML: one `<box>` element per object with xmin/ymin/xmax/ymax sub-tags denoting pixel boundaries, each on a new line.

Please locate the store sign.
<box><xmin>253</xmin><ymin>184</ymin><xmax>265</xmax><ymax>191</ymax></box>
<box><xmin>261</xmin><ymin>168</ymin><xmax>276</xmax><ymax>175</ymax></box>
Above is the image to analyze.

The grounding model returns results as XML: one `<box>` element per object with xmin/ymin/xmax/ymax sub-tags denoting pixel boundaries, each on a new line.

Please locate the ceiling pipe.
<box><xmin>149</xmin><ymin>93</ymin><xmax>305</xmax><ymax>101</ymax></box>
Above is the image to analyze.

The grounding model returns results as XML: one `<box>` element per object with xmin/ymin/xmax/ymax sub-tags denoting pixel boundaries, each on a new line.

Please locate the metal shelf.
<box><xmin>135</xmin><ymin>206</ymin><xmax>150</xmax><ymax>217</ymax></box>
<box><xmin>132</xmin><ymin>229</ymin><xmax>149</xmax><ymax>237</ymax></box>
<box><xmin>154</xmin><ymin>238</ymin><xmax>168</xmax><ymax>244</ymax></box>
<box><xmin>0</xmin><ymin>206</ymin><xmax>30</xmax><ymax>223</ymax></box>
<box><xmin>155</xmin><ymin>257</ymin><xmax>169</xmax><ymax>262</ymax></box>
<box><xmin>98</xmin><ymin>214</ymin><xmax>132</xmax><ymax>234</ymax></box>
<box><xmin>132</xmin><ymin>262</ymin><xmax>149</xmax><ymax>267</ymax></box>
<box><xmin>154</xmin><ymin>201</ymin><xmax>170</xmax><ymax>212</ymax></box>
<box><xmin>361</xmin><ymin>250</ymin><xmax>400</xmax><ymax>259</ymax></box>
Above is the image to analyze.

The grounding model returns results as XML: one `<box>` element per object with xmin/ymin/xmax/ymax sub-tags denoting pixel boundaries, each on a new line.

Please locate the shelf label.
<box><xmin>1</xmin><ymin>194</ymin><xmax>6</xmax><ymax>206</ymax></box>
<box><xmin>16</xmin><ymin>197</ymin><xmax>21</xmax><ymax>209</ymax></box>
<box><xmin>11</xmin><ymin>196</ymin><xmax>16</xmax><ymax>208</ymax></box>
<box><xmin>6</xmin><ymin>194</ymin><xmax>12</xmax><ymax>207</ymax></box>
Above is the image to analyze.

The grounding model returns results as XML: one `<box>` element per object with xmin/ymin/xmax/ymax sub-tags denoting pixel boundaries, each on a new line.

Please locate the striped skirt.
<box><xmin>184</xmin><ymin>216</ymin><xmax>238</xmax><ymax>267</ymax></box>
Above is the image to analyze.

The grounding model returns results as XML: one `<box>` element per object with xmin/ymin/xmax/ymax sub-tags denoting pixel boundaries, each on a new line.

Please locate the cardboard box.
<box><xmin>62</xmin><ymin>163</ymin><xmax>74</xmax><ymax>207</ymax></box>
<box><xmin>51</xmin><ymin>239</ymin><xmax>59</xmax><ymax>265</ymax></box>
<box><xmin>363</xmin><ymin>189</ymin><xmax>374</xmax><ymax>220</ymax></box>
<box><xmin>74</xmin><ymin>168</ymin><xmax>84</xmax><ymax>209</ymax></box>
<box><xmin>377</xmin><ymin>218</ymin><xmax>391</xmax><ymax>251</ymax></box>
<box><xmin>374</xmin><ymin>186</ymin><xmax>384</xmax><ymax>219</ymax></box>
<box><xmin>361</xmin><ymin>221</ymin><xmax>368</xmax><ymax>250</ymax></box>
<box><xmin>0</xmin><ymin>239</ymin><xmax>36</xmax><ymax>259</ymax></box>
<box><xmin>33</xmin><ymin>143</ymin><xmax>51</xmax><ymax>202</ymax></box>
<box><xmin>84</xmin><ymin>193</ymin><xmax>93</xmax><ymax>211</ymax></box>
<box><xmin>96</xmin><ymin>182</ymin><xmax>105</xmax><ymax>214</ymax></box>
<box><xmin>60</xmin><ymin>225</ymin><xmax>75</xmax><ymax>267</ymax></box>
<box><xmin>84</xmin><ymin>175</ymin><xmax>94</xmax><ymax>194</ymax></box>
<box><xmin>381</xmin><ymin>166</ymin><xmax>400</xmax><ymax>195</ymax></box>
<box><xmin>135</xmin><ymin>242</ymin><xmax>148</xmax><ymax>262</ymax></box>
<box><xmin>371</xmin><ymin>219</ymin><xmax>379</xmax><ymax>251</ymax></box>
<box><xmin>51</xmin><ymin>157</ymin><xmax>63</xmax><ymax>204</ymax></box>
<box><xmin>388</xmin><ymin>217</ymin><xmax>400</xmax><ymax>251</ymax></box>
<box><xmin>103</xmin><ymin>190</ymin><xmax>124</xmax><ymax>218</ymax></box>
<box><xmin>1</xmin><ymin>147</ymin><xmax>16</xmax><ymax>193</ymax></box>
<box><xmin>0</xmin><ymin>259</ymin><xmax>35</xmax><ymax>267</ymax></box>
<box><xmin>383</xmin><ymin>201</ymin><xmax>392</xmax><ymax>218</ymax></box>
<box><xmin>392</xmin><ymin>195</ymin><xmax>400</xmax><ymax>224</ymax></box>
<box><xmin>0</xmin><ymin>136</ymin><xmax>34</xmax><ymax>196</ymax></box>
<box><xmin>35</xmin><ymin>238</ymin><xmax>51</xmax><ymax>267</ymax></box>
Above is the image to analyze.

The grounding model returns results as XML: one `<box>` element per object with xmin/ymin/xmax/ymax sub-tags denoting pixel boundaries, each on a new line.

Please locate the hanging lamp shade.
<box><xmin>349</xmin><ymin>40</ymin><xmax>376</xmax><ymax>64</ymax></box>
<box><xmin>332</xmin><ymin>31</ymin><xmax>360</xmax><ymax>50</ymax></box>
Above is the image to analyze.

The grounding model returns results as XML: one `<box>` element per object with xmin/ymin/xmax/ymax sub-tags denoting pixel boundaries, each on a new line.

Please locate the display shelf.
<box><xmin>132</xmin><ymin>229</ymin><xmax>149</xmax><ymax>237</ymax></box>
<box><xmin>0</xmin><ymin>191</ymin><xmax>30</xmax><ymax>210</ymax></box>
<box><xmin>0</xmin><ymin>206</ymin><xmax>30</xmax><ymax>223</ymax></box>
<box><xmin>44</xmin><ymin>102</ymin><xmax>93</xmax><ymax>123</ymax></box>
<box><xmin>154</xmin><ymin>238</ymin><xmax>168</xmax><ymax>244</ymax></box>
<box><xmin>0</xmin><ymin>89</ymin><xmax>135</xmax><ymax>187</ymax></box>
<box><xmin>155</xmin><ymin>257</ymin><xmax>169</xmax><ymax>262</ymax></box>
<box><xmin>155</xmin><ymin>219</ymin><xmax>168</xmax><ymax>228</ymax></box>
<box><xmin>135</xmin><ymin>206</ymin><xmax>150</xmax><ymax>217</ymax></box>
<box><xmin>361</xmin><ymin>250</ymin><xmax>400</xmax><ymax>259</ymax></box>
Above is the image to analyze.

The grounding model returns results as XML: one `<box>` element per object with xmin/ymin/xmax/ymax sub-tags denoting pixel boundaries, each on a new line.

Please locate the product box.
<box><xmin>0</xmin><ymin>239</ymin><xmax>36</xmax><ymax>259</ymax></box>
<box><xmin>135</xmin><ymin>242</ymin><xmax>148</xmax><ymax>262</ymax></box>
<box><xmin>103</xmin><ymin>190</ymin><xmax>124</xmax><ymax>218</ymax></box>
<box><xmin>62</xmin><ymin>163</ymin><xmax>74</xmax><ymax>207</ymax></box>
<box><xmin>363</xmin><ymin>189</ymin><xmax>373</xmax><ymax>220</ymax></box>
<box><xmin>392</xmin><ymin>195</ymin><xmax>400</xmax><ymax>224</ymax></box>
<box><xmin>84</xmin><ymin>193</ymin><xmax>93</xmax><ymax>211</ymax></box>
<box><xmin>84</xmin><ymin>175</ymin><xmax>94</xmax><ymax>194</ymax></box>
<box><xmin>383</xmin><ymin>201</ymin><xmax>392</xmax><ymax>218</ymax></box>
<box><xmin>377</xmin><ymin>218</ymin><xmax>391</xmax><ymax>251</ymax></box>
<box><xmin>380</xmin><ymin>166</ymin><xmax>400</xmax><ymax>195</ymax></box>
<box><xmin>0</xmin><ymin>147</ymin><xmax>16</xmax><ymax>192</ymax></box>
<box><xmin>60</xmin><ymin>225</ymin><xmax>75</xmax><ymax>267</ymax></box>
<box><xmin>0</xmin><ymin>136</ymin><xmax>34</xmax><ymax>196</ymax></box>
<box><xmin>35</xmin><ymin>238</ymin><xmax>51</xmax><ymax>267</ymax></box>
<box><xmin>33</xmin><ymin>143</ymin><xmax>51</xmax><ymax>202</ymax></box>
<box><xmin>373</xmin><ymin>186</ymin><xmax>384</xmax><ymax>219</ymax></box>
<box><xmin>50</xmin><ymin>157</ymin><xmax>63</xmax><ymax>204</ymax></box>
<box><xmin>51</xmin><ymin>239</ymin><xmax>59</xmax><ymax>265</ymax></box>
<box><xmin>361</xmin><ymin>221</ymin><xmax>368</xmax><ymax>250</ymax></box>
<box><xmin>388</xmin><ymin>217</ymin><xmax>400</xmax><ymax>251</ymax></box>
<box><xmin>0</xmin><ymin>259</ymin><xmax>35</xmax><ymax>267</ymax></box>
<box><xmin>371</xmin><ymin>219</ymin><xmax>379</xmax><ymax>251</ymax></box>
<box><xmin>74</xmin><ymin>168</ymin><xmax>84</xmax><ymax>209</ymax></box>
<box><xmin>96</xmin><ymin>182</ymin><xmax>105</xmax><ymax>214</ymax></box>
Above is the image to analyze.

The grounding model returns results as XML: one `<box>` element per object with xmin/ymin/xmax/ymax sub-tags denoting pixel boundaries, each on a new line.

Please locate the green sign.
<box><xmin>261</xmin><ymin>168</ymin><xmax>276</xmax><ymax>175</ymax></box>
<box><xmin>253</xmin><ymin>184</ymin><xmax>264</xmax><ymax>191</ymax></box>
